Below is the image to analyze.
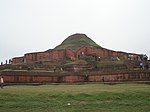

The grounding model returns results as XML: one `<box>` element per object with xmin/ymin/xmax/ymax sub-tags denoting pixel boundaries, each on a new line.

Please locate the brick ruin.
<box><xmin>1</xmin><ymin>33</ymin><xmax>149</xmax><ymax>84</ymax></box>
<box><xmin>1</xmin><ymin>70</ymin><xmax>150</xmax><ymax>84</ymax></box>
<box><xmin>12</xmin><ymin>46</ymin><xmax>142</xmax><ymax>65</ymax></box>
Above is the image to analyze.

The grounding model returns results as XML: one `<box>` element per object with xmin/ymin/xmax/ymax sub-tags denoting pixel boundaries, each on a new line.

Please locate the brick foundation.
<box><xmin>1</xmin><ymin>70</ymin><xmax>150</xmax><ymax>84</ymax></box>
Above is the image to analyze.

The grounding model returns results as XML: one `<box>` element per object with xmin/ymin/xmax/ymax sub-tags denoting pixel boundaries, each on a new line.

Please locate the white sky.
<box><xmin>0</xmin><ymin>0</ymin><xmax>150</xmax><ymax>62</ymax></box>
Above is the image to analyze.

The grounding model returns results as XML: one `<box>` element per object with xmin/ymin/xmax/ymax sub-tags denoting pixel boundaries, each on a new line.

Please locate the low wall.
<box><xmin>1</xmin><ymin>70</ymin><xmax>150</xmax><ymax>84</ymax></box>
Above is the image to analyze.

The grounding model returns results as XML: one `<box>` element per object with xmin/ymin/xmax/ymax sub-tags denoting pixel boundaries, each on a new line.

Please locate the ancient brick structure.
<box><xmin>11</xmin><ymin>33</ymin><xmax>144</xmax><ymax>65</ymax></box>
<box><xmin>12</xmin><ymin>46</ymin><xmax>141</xmax><ymax>65</ymax></box>
<box><xmin>2</xmin><ymin>34</ymin><xmax>149</xmax><ymax>85</ymax></box>
<box><xmin>12</xmin><ymin>57</ymin><xmax>24</xmax><ymax>64</ymax></box>
<box><xmin>1</xmin><ymin>70</ymin><xmax>150</xmax><ymax>84</ymax></box>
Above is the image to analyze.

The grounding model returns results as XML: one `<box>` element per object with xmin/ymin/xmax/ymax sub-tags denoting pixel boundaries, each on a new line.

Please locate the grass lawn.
<box><xmin>0</xmin><ymin>84</ymin><xmax>150</xmax><ymax>112</ymax></box>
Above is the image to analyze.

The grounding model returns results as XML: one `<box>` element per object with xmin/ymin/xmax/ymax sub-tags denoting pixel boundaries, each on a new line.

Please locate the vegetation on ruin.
<box><xmin>0</xmin><ymin>84</ymin><xmax>150</xmax><ymax>112</ymax></box>
<box><xmin>54</xmin><ymin>33</ymin><xmax>100</xmax><ymax>51</ymax></box>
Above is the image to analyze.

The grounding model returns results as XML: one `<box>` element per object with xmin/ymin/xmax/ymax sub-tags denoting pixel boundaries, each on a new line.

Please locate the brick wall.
<box><xmin>24</xmin><ymin>53</ymin><xmax>36</xmax><ymax>63</ymax></box>
<box><xmin>12</xmin><ymin>57</ymin><xmax>24</xmax><ymax>65</ymax></box>
<box><xmin>75</xmin><ymin>46</ymin><xmax>131</xmax><ymax>60</ymax></box>
<box><xmin>50</xmin><ymin>50</ymin><xmax>66</xmax><ymax>60</ymax></box>
<box><xmin>2</xmin><ymin>70</ymin><xmax>150</xmax><ymax>84</ymax></box>
<box><xmin>12</xmin><ymin>47</ymin><xmax>142</xmax><ymax>64</ymax></box>
<box><xmin>36</xmin><ymin>52</ymin><xmax>50</xmax><ymax>61</ymax></box>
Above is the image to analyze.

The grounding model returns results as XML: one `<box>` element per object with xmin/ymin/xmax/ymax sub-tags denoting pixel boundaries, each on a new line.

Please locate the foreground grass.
<box><xmin>0</xmin><ymin>84</ymin><xmax>150</xmax><ymax>112</ymax></box>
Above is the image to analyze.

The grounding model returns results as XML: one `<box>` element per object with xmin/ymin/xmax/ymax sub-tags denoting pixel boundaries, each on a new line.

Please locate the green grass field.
<box><xmin>0</xmin><ymin>84</ymin><xmax>150</xmax><ymax>112</ymax></box>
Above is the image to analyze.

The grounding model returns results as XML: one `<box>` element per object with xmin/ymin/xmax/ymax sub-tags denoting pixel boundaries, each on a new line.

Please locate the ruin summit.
<box><xmin>12</xmin><ymin>33</ymin><xmax>144</xmax><ymax>65</ymax></box>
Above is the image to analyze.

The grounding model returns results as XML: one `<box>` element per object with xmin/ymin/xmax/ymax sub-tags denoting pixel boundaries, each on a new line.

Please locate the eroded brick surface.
<box><xmin>12</xmin><ymin>47</ymin><xmax>141</xmax><ymax>64</ymax></box>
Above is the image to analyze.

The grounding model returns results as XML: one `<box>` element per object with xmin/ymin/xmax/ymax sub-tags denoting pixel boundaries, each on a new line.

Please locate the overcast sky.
<box><xmin>0</xmin><ymin>0</ymin><xmax>150</xmax><ymax>62</ymax></box>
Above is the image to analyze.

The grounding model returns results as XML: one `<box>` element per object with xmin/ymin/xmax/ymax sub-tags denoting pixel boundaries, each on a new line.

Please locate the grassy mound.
<box><xmin>54</xmin><ymin>33</ymin><xmax>100</xmax><ymax>51</ymax></box>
